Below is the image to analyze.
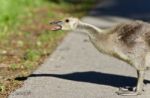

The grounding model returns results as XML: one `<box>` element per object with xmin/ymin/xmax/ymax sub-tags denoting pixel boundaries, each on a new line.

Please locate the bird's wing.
<box><xmin>116</xmin><ymin>21</ymin><xmax>143</xmax><ymax>47</ymax></box>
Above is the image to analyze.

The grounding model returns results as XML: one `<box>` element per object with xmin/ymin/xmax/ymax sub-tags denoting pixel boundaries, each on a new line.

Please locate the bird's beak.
<box><xmin>49</xmin><ymin>21</ymin><xmax>63</xmax><ymax>31</ymax></box>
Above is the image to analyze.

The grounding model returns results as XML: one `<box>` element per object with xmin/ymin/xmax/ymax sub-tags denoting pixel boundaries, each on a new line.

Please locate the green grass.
<box><xmin>0</xmin><ymin>84</ymin><xmax>5</xmax><ymax>92</ymax></box>
<box><xmin>0</xmin><ymin>0</ymin><xmax>44</xmax><ymax>42</ymax></box>
<box><xmin>0</xmin><ymin>0</ymin><xmax>95</xmax><ymax>30</ymax></box>
<box><xmin>0</xmin><ymin>0</ymin><xmax>42</xmax><ymax>26</ymax></box>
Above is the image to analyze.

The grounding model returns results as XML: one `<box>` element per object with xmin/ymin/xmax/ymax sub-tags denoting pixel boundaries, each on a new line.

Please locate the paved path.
<box><xmin>9</xmin><ymin>0</ymin><xmax>150</xmax><ymax>98</ymax></box>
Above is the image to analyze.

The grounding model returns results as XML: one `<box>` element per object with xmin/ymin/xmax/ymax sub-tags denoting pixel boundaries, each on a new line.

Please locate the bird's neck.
<box><xmin>77</xmin><ymin>21</ymin><xmax>113</xmax><ymax>55</ymax></box>
<box><xmin>77</xmin><ymin>21</ymin><xmax>104</xmax><ymax>38</ymax></box>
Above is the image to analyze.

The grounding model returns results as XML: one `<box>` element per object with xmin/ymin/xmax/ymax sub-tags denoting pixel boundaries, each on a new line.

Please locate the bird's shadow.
<box><xmin>16</xmin><ymin>71</ymin><xmax>150</xmax><ymax>88</ymax></box>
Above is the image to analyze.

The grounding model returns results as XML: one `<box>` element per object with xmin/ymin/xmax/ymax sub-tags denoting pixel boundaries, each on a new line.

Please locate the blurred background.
<box><xmin>0</xmin><ymin>0</ymin><xmax>150</xmax><ymax>98</ymax></box>
<box><xmin>90</xmin><ymin>0</ymin><xmax>150</xmax><ymax>21</ymax></box>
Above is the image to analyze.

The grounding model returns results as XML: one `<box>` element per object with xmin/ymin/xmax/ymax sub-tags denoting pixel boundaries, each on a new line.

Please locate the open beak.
<box><xmin>49</xmin><ymin>21</ymin><xmax>63</xmax><ymax>31</ymax></box>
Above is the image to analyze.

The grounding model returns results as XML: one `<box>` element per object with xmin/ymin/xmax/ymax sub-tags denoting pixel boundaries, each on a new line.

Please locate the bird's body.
<box><xmin>89</xmin><ymin>21</ymin><xmax>150</xmax><ymax>70</ymax></box>
<box><xmin>50</xmin><ymin>18</ymin><xmax>150</xmax><ymax>96</ymax></box>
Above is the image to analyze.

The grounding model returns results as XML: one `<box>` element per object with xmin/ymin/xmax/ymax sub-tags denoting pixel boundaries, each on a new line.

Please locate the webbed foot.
<box><xmin>116</xmin><ymin>87</ymin><xmax>142</xmax><ymax>96</ymax></box>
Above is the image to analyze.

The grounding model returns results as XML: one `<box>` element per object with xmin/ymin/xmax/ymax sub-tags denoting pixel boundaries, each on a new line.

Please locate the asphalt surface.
<box><xmin>9</xmin><ymin>0</ymin><xmax>150</xmax><ymax>98</ymax></box>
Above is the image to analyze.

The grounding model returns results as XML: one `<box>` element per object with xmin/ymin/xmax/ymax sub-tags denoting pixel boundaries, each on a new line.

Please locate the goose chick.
<box><xmin>50</xmin><ymin>17</ymin><xmax>150</xmax><ymax>96</ymax></box>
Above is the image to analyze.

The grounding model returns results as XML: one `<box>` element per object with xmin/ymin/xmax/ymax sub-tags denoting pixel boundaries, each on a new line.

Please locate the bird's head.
<box><xmin>49</xmin><ymin>17</ymin><xmax>79</xmax><ymax>31</ymax></box>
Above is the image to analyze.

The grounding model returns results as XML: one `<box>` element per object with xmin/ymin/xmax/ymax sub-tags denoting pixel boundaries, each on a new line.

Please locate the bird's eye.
<box><xmin>65</xmin><ymin>19</ymin><xmax>69</xmax><ymax>23</ymax></box>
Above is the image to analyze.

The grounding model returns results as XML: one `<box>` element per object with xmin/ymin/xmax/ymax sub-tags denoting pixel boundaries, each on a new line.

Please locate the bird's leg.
<box><xmin>116</xmin><ymin>70</ymin><xmax>145</xmax><ymax>96</ymax></box>
<box><xmin>135</xmin><ymin>70</ymin><xmax>145</xmax><ymax>94</ymax></box>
